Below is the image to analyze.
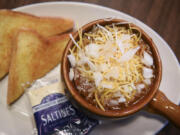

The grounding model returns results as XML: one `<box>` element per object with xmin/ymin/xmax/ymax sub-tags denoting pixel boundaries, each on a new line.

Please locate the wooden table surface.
<box><xmin>0</xmin><ymin>0</ymin><xmax>179</xmax><ymax>134</ymax></box>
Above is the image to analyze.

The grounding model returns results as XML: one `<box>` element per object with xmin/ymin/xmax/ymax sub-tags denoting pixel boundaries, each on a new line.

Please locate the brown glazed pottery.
<box><xmin>62</xmin><ymin>19</ymin><xmax>180</xmax><ymax>128</ymax></box>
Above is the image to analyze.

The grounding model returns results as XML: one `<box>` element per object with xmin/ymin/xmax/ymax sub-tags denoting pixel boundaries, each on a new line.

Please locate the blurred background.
<box><xmin>0</xmin><ymin>0</ymin><xmax>179</xmax><ymax>134</ymax></box>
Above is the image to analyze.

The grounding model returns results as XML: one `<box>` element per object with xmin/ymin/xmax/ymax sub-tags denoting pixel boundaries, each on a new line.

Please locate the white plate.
<box><xmin>0</xmin><ymin>2</ymin><xmax>180</xmax><ymax>135</ymax></box>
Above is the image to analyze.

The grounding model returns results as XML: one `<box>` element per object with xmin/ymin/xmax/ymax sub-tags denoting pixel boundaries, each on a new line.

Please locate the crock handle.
<box><xmin>149</xmin><ymin>90</ymin><xmax>180</xmax><ymax>128</ymax></box>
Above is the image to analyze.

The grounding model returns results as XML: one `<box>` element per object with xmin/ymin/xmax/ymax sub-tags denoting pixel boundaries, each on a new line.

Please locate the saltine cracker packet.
<box><xmin>27</xmin><ymin>66</ymin><xmax>98</xmax><ymax>135</ymax></box>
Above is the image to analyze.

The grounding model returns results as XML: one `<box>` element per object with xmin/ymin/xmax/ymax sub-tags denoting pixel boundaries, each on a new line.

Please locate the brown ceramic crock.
<box><xmin>62</xmin><ymin>19</ymin><xmax>180</xmax><ymax>128</ymax></box>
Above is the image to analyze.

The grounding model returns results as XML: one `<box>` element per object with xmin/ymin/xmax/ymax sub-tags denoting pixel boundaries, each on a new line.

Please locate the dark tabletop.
<box><xmin>0</xmin><ymin>0</ymin><xmax>179</xmax><ymax>134</ymax></box>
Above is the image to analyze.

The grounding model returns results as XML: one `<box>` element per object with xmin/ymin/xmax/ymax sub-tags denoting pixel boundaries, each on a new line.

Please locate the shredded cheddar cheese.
<box><xmin>68</xmin><ymin>23</ymin><xmax>154</xmax><ymax>111</ymax></box>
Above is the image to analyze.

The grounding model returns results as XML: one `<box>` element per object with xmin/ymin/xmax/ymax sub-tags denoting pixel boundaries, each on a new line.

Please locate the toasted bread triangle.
<box><xmin>7</xmin><ymin>29</ymin><xmax>70</xmax><ymax>104</ymax></box>
<box><xmin>0</xmin><ymin>10</ymin><xmax>73</xmax><ymax>79</ymax></box>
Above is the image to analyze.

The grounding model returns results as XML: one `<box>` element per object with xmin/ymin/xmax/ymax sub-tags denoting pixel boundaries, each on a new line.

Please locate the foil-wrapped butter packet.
<box><xmin>28</xmin><ymin>81</ymin><xmax>98</xmax><ymax>135</ymax></box>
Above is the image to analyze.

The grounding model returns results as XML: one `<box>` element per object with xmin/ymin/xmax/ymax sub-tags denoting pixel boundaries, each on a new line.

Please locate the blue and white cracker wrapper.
<box><xmin>28</xmin><ymin>65</ymin><xmax>98</xmax><ymax>135</ymax></box>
